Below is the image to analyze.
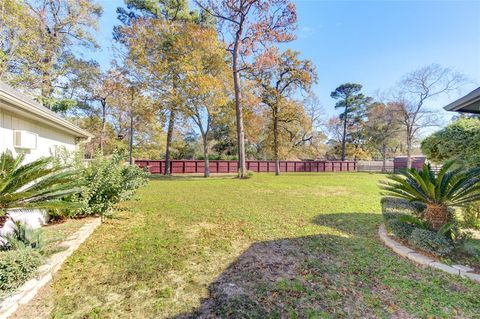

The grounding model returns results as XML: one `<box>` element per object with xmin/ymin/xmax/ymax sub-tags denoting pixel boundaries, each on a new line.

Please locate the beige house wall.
<box><xmin>0</xmin><ymin>106</ymin><xmax>78</xmax><ymax>163</ymax></box>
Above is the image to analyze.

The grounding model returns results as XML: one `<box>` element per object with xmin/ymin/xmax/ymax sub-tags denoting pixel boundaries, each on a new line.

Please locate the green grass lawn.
<box><xmin>48</xmin><ymin>173</ymin><xmax>479</xmax><ymax>318</ymax></box>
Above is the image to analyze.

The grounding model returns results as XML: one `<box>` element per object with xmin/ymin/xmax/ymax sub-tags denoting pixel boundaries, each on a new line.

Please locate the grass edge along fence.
<box><xmin>135</xmin><ymin>160</ymin><xmax>357</xmax><ymax>174</ymax></box>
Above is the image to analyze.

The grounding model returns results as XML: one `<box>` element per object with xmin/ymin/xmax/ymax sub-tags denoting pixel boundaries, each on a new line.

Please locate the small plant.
<box><xmin>407</xmin><ymin>228</ymin><xmax>453</xmax><ymax>256</ymax></box>
<box><xmin>0</xmin><ymin>150</ymin><xmax>83</xmax><ymax>217</ymax></box>
<box><xmin>0</xmin><ymin>221</ymin><xmax>44</xmax><ymax>251</ymax></box>
<box><xmin>237</xmin><ymin>169</ymin><xmax>254</xmax><ymax>179</ymax></box>
<box><xmin>0</xmin><ymin>248</ymin><xmax>42</xmax><ymax>292</ymax></box>
<box><xmin>398</xmin><ymin>215</ymin><xmax>428</xmax><ymax>229</ymax></box>
<box><xmin>380</xmin><ymin>162</ymin><xmax>480</xmax><ymax>231</ymax></box>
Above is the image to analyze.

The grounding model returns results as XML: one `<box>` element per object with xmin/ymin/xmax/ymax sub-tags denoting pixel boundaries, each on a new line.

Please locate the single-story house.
<box><xmin>443</xmin><ymin>87</ymin><xmax>480</xmax><ymax>114</ymax></box>
<box><xmin>0</xmin><ymin>82</ymin><xmax>92</xmax><ymax>163</ymax></box>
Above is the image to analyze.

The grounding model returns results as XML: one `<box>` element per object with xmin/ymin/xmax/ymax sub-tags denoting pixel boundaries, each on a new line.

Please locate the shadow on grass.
<box><xmin>170</xmin><ymin>233</ymin><xmax>361</xmax><ymax>318</ymax></box>
<box><xmin>312</xmin><ymin>212</ymin><xmax>383</xmax><ymax>237</ymax></box>
<box><xmin>168</xmin><ymin>212</ymin><xmax>479</xmax><ymax>318</ymax></box>
<box><xmin>169</xmin><ymin>213</ymin><xmax>405</xmax><ymax>318</ymax></box>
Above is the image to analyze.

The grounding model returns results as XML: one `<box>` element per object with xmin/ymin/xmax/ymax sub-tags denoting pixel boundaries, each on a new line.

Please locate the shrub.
<box><xmin>386</xmin><ymin>218</ymin><xmax>415</xmax><ymax>240</ymax></box>
<box><xmin>408</xmin><ymin>228</ymin><xmax>453</xmax><ymax>256</ymax></box>
<box><xmin>421</xmin><ymin>117</ymin><xmax>480</xmax><ymax>168</ymax></box>
<box><xmin>0</xmin><ymin>249</ymin><xmax>42</xmax><ymax>292</ymax></box>
<box><xmin>462</xmin><ymin>202</ymin><xmax>480</xmax><ymax>230</ymax></box>
<box><xmin>460</xmin><ymin>240</ymin><xmax>480</xmax><ymax>260</ymax></box>
<box><xmin>120</xmin><ymin>164</ymin><xmax>149</xmax><ymax>201</ymax></box>
<box><xmin>67</xmin><ymin>152</ymin><xmax>149</xmax><ymax>218</ymax></box>
<box><xmin>381</xmin><ymin>197</ymin><xmax>425</xmax><ymax>220</ymax></box>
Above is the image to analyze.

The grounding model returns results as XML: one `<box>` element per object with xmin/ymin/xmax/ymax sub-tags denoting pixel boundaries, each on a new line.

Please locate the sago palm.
<box><xmin>380</xmin><ymin>162</ymin><xmax>480</xmax><ymax>230</ymax></box>
<box><xmin>0</xmin><ymin>151</ymin><xmax>83</xmax><ymax>216</ymax></box>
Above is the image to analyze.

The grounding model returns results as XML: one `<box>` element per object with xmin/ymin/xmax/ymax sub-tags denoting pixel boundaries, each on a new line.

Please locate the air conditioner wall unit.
<box><xmin>13</xmin><ymin>130</ymin><xmax>37</xmax><ymax>150</ymax></box>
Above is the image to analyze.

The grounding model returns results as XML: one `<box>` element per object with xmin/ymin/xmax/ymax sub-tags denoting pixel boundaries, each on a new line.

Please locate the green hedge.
<box><xmin>0</xmin><ymin>249</ymin><xmax>42</xmax><ymax>293</ymax></box>
<box><xmin>408</xmin><ymin>228</ymin><xmax>453</xmax><ymax>257</ymax></box>
<box><xmin>381</xmin><ymin>197</ymin><xmax>425</xmax><ymax>220</ymax></box>
<box><xmin>386</xmin><ymin>218</ymin><xmax>416</xmax><ymax>240</ymax></box>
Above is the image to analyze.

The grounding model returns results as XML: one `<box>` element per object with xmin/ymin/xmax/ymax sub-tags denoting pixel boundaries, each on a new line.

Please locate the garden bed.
<box><xmin>0</xmin><ymin>218</ymin><xmax>100</xmax><ymax>318</ymax></box>
<box><xmin>379</xmin><ymin>224</ymin><xmax>480</xmax><ymax>282</ymax></box>
<box><xmin>381</xmin><ymin>197</ymin><xmax>480</xmax><ymax>272</ymax></box>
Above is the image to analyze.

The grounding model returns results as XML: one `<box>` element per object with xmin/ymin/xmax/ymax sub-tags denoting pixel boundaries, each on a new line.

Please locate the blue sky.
<box><xmin>92</xmin><ymin>0</ymin><xmax>480</xmax><ymax>124</ymax></box>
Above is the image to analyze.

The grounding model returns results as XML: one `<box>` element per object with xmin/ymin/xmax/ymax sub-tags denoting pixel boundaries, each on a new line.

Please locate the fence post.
<box><xmin>216</xmin><ymin>161</ymin><xmax>219</xmax><ymax>173</ymax></box>
<box><xmin>195</xmin><ymin>161</ymin><xmax>198</xmax><ymax>173</ymax></box>
<box><xmin>182</xmin><ymin>161</ymin><xmax>185</xmax><ymax>173</ymax></box>
<box><xmin>170</xmin><ymin>161</ymin><xmax>173</xmax><ymax>175</ymax></box>
<box><xmin>227</xmin><ymin>161</ymin><xmax>230</xmax><ymax>173</ymax></box>
<box><xmin>294</xmin><ymin>162</ymin><xmax>297</xmax><ymax>172</ymax></box>
<box><xmin>332</xmin><ymin>162</ymin><xmax>334</xmax><ymax>172</ymax></box>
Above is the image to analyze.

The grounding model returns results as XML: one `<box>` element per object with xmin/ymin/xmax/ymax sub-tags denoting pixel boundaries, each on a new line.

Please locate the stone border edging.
<box><xmin>0</xmin><ymin>217</ymin><xmax>101</xmax><ymax>319</ymax></box>
<box><xmin>379</xmin><ymin>224</ymin><xmax>480</xmax><ymax>283</ymax></box>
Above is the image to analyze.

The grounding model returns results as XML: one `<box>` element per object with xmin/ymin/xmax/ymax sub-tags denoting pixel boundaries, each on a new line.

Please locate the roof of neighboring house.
<box><xmin>443</xmin><ymin>87</ymin><xmax>480</xmax><ymax>114</ymax></box>
<box><xmin>0</xmin><ymin>82</ymin><xmax>93</xmax><ymax>139</ymax></box>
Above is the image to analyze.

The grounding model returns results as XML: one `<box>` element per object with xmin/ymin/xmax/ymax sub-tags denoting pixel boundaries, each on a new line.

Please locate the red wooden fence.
<box><xmin>135</xmin><ymin>160</ymin><xmax>357</xmax><ymax>174</ymax></box>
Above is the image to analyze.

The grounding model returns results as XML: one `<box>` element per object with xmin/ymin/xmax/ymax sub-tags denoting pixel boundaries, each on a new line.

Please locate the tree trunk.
<box><xmin>100</xmin><ymin>99</ymin><xmax>106</xmax><ymax>155</ymax></box>
<box><xmin>273</xmin><ymin>107</ymin><xmax>280</xmax><ymax>176</ymax></box>
<box><xmin>164</xmin><ymin>108</ymin><xmax>175</xmax><ymax>175</ymax></box>
<box><xmin>381</xmin><ymin>143</ymin><xmax>387</xmax><ymax>173</ymax></box>
<box><xmin>129</xmin><ymin>112</ymin><xmax>134</xmax><ymax>165</ymax></box>
<box><xmin>341</xmin><ymin>106</ymin><xmax>348</xmax><ymax>161</ymax></box>
<box><xmin>406</xmin><ymin>134</ymin><xmax>412</xmax><ymax>170</ymax></box>
<box><xmin>232</xmin><ymin>31</ymin><xmax>246</xmax><ymax>178</ymax></box>
<box><xmin>40</xmin><ymin>53</ymin><xmax>54</xmax><ymax>101</ymax></box>
<box><xmin>425</xmin><ymin>204</ymin><xmax>449</xmax><ymax>231</ymax></box>
<box><xmin>203</xmin><ymin>136</ymin><xmax>210</xmax><ymax>178</ymax></box>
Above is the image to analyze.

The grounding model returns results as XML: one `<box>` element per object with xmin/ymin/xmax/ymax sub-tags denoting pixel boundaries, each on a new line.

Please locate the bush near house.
<box><xmin>67</xmin><ymin>152</ymin><xmax>149</xmax><ymax>218</ymax></box>
<box><xmin>0</xmin><ymin>249</ymin><xmax>42</xmax><ymax>294</ymax></box>
<box><xmin>421</xmin><ymin>117</ymin><xmax>480</xmax><ymax>168</ymax></box>
<box><xmin>0</xmin><ymin>150</ymin><xmax>148</xmax><ymax>298</ymax></box>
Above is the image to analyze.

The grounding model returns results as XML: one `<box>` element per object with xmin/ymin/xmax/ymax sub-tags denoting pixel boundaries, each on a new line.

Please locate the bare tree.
<box><xmin>394</xmin><ymin>64</ymin><xmax>466</xmax><ymax>168</ymax></box>
<box><xmin>364</xmin><ymin>102</ymin><xmax>403</xmax><ymax>172</ymax></box>
<box><xmin>194</xmin><ymin>0</ymin><xmax>297</xmax><ymax>178</ymax></box>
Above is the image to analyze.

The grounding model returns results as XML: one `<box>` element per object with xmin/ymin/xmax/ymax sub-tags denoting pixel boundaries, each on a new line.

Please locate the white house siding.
<box><xmin>0</xmin><ymin>107</ymin><xmax>78</xmax><ymax>163</ymax></box>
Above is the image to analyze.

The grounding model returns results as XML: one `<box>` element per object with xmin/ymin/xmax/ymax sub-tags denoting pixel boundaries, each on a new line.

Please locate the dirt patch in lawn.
<box><xmin>173</xmin><ymin>234</ymin><xmax>413</xmax><ymax>319</ymax></box>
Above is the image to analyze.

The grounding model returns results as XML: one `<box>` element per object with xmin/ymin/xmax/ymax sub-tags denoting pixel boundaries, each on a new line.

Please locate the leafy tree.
<box><xmin>252</xmin><ymin>49</ymin><xmax>317</xmax><ymax>175</ymax></box>
<box><xmin>421</xmin><ymin>117</ymin><xmax>480</xmax><ymax>167</ymax></box>
<box><xmin>330</xmin><ymin>83</ymin><xmax>371</xmax><ymax>160</ymax></box>
<box><xmin>195</xmin><ymin>0</ymin><xmax>298</xmax><ymax>178</ymax></box>
<box><xmin>393</xmin><ymin>64</ymin><xmax>466</xmax><ymax>168</ymax></box>
<box><xmin>180</xmin><ymin>25</ymin><xmax>231</xmax><ymax>177</ymax></box>
<box><xmin>1</xmin><ymin>0</ymin><xmax>102</xmax><ymax>106</ymax></box>
<box><xmin>364</xmin><ymin>102</ymin><xmax>404</xmax><ymax>171</ymax></box>
<box><xmin>0</xmin><ymin>0</ymin><xmax>39</xmax><ymax>87</ymax></box>
<box><xmin>116</xmin><ymin>0</ymin><xmax>203</xmax><ymax>175</ymax></box>
<box><xmin>0</xmin><ymin>151</ymin><xmax>82</xmax><ymax>216</ymax></box>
